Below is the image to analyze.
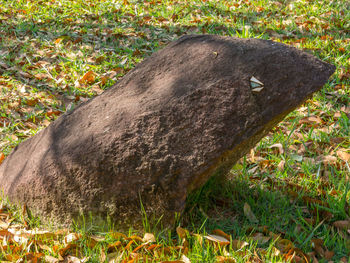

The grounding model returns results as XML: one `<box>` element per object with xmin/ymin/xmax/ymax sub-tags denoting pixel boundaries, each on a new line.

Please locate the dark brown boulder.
<box><xmin>0</xmin><ymin>35</ymin><xmax>335</xmax><ymax>228</ymax></box>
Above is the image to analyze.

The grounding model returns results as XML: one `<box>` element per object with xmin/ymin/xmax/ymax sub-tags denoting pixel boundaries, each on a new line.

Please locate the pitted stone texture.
<box><xmin>0</xmin><ymin>35</ymin><xmax>335</xmax><ymax>228</ymax></box>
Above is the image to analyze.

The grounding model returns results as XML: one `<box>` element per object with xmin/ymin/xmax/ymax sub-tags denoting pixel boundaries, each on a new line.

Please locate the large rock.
<box><xmin>0</xmin><ymin>35</ymin><xmax>335</xmax><ymax>228</ymax></box>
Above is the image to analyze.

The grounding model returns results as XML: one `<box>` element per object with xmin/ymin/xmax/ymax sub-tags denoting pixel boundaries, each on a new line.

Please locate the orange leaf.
<box><xmin>107</xmin><ymin>240</ymin><xmax>122</xmax><ymax>253</ymax></box>
<box><xmin>80</xmin><ymin>71</ymin><xmax>96</xmax><ymax>85</ymax></box>
<box><xmin>0</xmin><ymin>153</ymin><xmax>4</xmax><ymax>164</ymax></box>
<box><xmin>54</xmin><ymin>38</ymin><xmax>63</xmax><ymax>44</ymax></box>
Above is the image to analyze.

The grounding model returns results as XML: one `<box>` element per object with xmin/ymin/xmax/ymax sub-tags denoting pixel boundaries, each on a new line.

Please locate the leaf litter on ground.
<box><xmin>0</xmin><ymin>0</ymin><xmax>349</xmax><ymax>261</ymax></box>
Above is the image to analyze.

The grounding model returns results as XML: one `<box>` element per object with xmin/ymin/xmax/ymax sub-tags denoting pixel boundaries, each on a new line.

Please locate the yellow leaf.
<box><xmin>337</xmin><ymin>150</ymin><xmax>350</xmax><ymax>162</ymax></box>
<box><xmin>142</xmin><ymin>233</ymin><xmax>156</xmax><ymax>243</ymax></box>
<box><xmin>243</xmin><ymin>203</ymin><xmax>258</xmax><ymax>223</ymax></box>
<box><xmin>176</xmin><ymin>226</ymin><xmax>188</xmax><ymax>240</ymax></box>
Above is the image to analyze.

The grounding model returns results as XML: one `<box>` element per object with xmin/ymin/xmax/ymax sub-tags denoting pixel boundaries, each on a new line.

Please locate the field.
<box><xmin>0</xmin><ymin>0</ymin><xmax>349</xmax><ymax>262</ymax></box>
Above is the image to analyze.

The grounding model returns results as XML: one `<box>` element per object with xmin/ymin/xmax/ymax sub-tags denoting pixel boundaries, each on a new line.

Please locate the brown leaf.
<box><xmin>299</xmin><ymin>116</ymin><xmax>323</xmax><ymax>125</ymax></box>
<box><xmin>34</xmin><ymin>73</ymin><xmax>50</xmax><ymax>80</ymax></box>
<box><xmin>212</xmin><ymin>229</ymin><xmax>231</xmax><ymax>241</ymax></box>
<box><xmin>26</xmin><ymin>98</ymin><xmax>39</xmax><ymax>106</ymax></box>
<box><xmin>325</xmin><ymin>250</ymin><xmax>334</xmax><ymax>260</ymax></box>
<box><xmin>18</xmin><ymin>70</ymin><xmax>32</xmax><ymax>78</ymax></box>
<box><xmin>101</xmin><ymin>75</ymin><xmax>109</xmax><ymax>86</ymax></box>
<box><xmin>95</xmin><ymin>56</ymin><xmax>105</xmax><ymax>64</ymax></box>
<box><xmin>204</xmin><ymin>234</ymin><xmax>230</xmax><ymax>246</ymax></box>
<box><xmin>250</xmin><ymin>232</ymin><xmax>271</xmax><ymax>245</ymax></box>
<box><xmin>318</xmin><ymin>155</ymin><xmax>337</xmax><ymax>165</ymax></box>
<box><xmin>275</xmin><ymin>239</ymin><xmax>294</xmax><ymax>253</ymax></box>
<box><xmin>311</xmin><ymin>238</ymin><xmax>325</xmax><ymax>257</ymax></box>
<box><xmin>333</xmin><ymin>220</ymin><xmax>350</xmax><ymax>230</ymax></box>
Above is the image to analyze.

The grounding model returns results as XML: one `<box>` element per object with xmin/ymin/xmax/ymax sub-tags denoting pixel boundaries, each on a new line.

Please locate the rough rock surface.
<box><xmin>0</xmin><ymin>35</ymin><xmax>335</xmax><ymax>227</ymax></box>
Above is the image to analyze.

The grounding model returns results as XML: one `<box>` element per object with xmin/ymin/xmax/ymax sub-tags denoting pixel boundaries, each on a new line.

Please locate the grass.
<box><xmin>0</xmin><ymin>0</ymin><xmax>349</xmax><ymax>262</ymax></box>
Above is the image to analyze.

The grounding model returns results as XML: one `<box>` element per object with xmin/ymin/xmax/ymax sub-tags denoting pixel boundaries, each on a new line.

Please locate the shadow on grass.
<box><xmin>182</xmin><ymin>172</ymin><xmax>350</xmax><ymax>257</ymax></box>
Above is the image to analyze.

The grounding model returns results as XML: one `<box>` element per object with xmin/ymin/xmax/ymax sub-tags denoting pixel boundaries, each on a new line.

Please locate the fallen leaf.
<box><xmin>64</xmin><ymin>232</ymin><xmax>82</xmax><ymax>244</ymax></box>
<box><xmin>277</xmin><ymin>160</ymin><xmax>285</xmax><ymax>170</ymax></box>
<box><xmin>101</xmin><ymin>75</ymin><xmax>109</xmax><ymax>86</ymax></box>
<box><xmin>250</xmin><ymin>232</ymin><xmax>271</xmax><ymax>245</ymax></box>
<box><xmin>268</xmin><ymin>143</ymin><xmax>284</xmax><ymax>154</ymax></box>
<box><xmin>333</xmin><ymin>220</ymin><xmax>350</xmax><ymax>230</ymax></box>
<box><xmin>216</xmin><ymin>256</ymin><xmax>236</xmax><ymax>262</ymax></box>
<box><xmin>231</xmin><ymin>239</ymin><xmax>249</xmax><ymax>251</ymax></box>
<box><xmin>142</xmin><ymin>233</ymin><xmax>156</xmax><ymax>243</ymax></box>
<box><xmin>212</xmin><ymin>229</ymin><xmax>231</xmax><ymax>241</ymax></box>
<box><xmin>26</xmin><ymin>98</ymin><xmax>39</xmax><ymax>106</ymax></box>
<box><xmin>204</xmin><ymin>234</ymin><xmax>230</xmax><ymax>246</ymax></box>
<box><xmin>318</xmin><ymin>155</ymin><xmax>337</xmax><ymax>165</ymax></box>
<box><xmin>176</xmin><ymin>226</ymin><xmax>188</xmax><ymax>240</ymax></box>
<box><xmin>275</xmin><ymin>239</ymin><xmax>294</xmax><ymax>253</ymax></box>
<box><xmin>0</xmin><ymin>153</ymin><xmax>4</xmax><ymax>164</ymax></box>
<box><xmin>243</xmin><ymin>202</ymin><xmax>258</xmax><ymax>223</ymax></box>
<box><xmin>45</xmin><ymin>255</ymin><xmax>60</xmax><ymax>263</ymax></box>
<box><xmin>180</xmin><ymin>254</ymin><xmax>191</xmax><ymax>263</ymax></box>
<box><xmin>337</xmin><ymin>150</ymin><xmax>350</xmax><ymax>162</ymax></box>
<box><xmin>79</xmin><ymin>70</ymin><xmax>96</xmax><ymax>85</ymax></box>
<box><xmin>325</xmin><ymin>250</ymin><xmax>334</xmax><ymax>260</ymax></box>
<box><xmin>299</xmin><ymin>115</ymin><xmax>323</xmax><ymax>125</ymax></box>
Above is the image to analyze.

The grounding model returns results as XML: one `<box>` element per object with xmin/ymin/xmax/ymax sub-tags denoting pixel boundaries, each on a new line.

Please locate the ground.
<box><xmin>0</xmin><ymin>0</ymin><xmax>349</xmax><ymax>262</ymax></box>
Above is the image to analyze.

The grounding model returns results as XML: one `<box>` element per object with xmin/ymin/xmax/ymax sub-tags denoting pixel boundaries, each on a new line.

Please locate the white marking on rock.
<box><xmin>252</xmin><ymin>87</ymin><xmax>264</xmax><ymax>92</ymax></box>
<box><xmin>250</xmin><ymin>76</ymin><xmax>264</xmax><ymax>86</ymax></box>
